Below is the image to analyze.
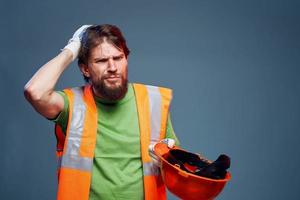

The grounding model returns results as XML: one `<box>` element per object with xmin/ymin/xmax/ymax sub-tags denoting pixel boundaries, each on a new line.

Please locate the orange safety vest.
<box><xmin>54</xmin><ymin>83</ymin><xmax>172</xmax><ymax>200</ymax></box>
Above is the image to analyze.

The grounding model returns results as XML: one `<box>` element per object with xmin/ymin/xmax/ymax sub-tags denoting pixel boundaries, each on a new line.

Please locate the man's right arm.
<box><xmin>24</xmin><ymin>50</ymin><xmax>73</xmax><ymax>119</ymax></box>
<box><xmin>24</xmin><ymin>25</ymin><xmax>91</xmax><ymax>119</ymax></box>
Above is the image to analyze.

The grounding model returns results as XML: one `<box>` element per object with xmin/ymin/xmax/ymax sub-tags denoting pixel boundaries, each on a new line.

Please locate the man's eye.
<box><xmin>96</xmin><ymin>59</ymin><xmax>107</xmax><ymax>63</ymax></box>
<box><xmin>114</xmin><ymin>56</ymin><xmax>123</xmax><ymax>61</ymax></box>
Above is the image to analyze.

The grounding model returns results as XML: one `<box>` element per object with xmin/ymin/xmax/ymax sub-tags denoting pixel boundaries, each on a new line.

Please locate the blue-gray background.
<box><xmin>1</xmin><ymin>0</ymin><xmax>299</xmax><ymax>199</ymax></box>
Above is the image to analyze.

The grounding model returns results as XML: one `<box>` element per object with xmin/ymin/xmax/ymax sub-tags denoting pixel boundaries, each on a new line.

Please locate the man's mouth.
<box><xmin>104</xmin><ymin>75</ymin><xmax>121</xmax><ymax>82</ymax></box>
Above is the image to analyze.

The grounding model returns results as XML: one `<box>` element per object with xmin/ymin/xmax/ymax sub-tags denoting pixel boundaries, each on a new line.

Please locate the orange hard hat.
<box><xmin>153</xmin><ymin>143</ymin><xmax>231</xmax><ymax>200</ymax></box>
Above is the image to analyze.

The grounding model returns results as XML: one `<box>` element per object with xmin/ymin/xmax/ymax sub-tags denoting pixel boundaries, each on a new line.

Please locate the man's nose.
<box><xmin>107</xmin><ymin>59</ymin><xmax>117</xmax><ymax>72</ymax></box>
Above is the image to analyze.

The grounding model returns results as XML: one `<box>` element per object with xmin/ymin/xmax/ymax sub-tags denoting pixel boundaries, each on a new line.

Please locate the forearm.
<box><xmin>24</xmin><ymin>49</ymin><xmax>72</xmax><ymax>102</ymax></box>
<box><xmin>24</xmin><ymin>25</ymin><xmax>91</xmax><ymax>118</ymax></box>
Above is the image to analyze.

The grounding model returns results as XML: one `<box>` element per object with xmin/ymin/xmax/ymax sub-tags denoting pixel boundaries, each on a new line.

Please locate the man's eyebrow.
<box><xmin>94</xmin><ymin>57</ymin><xmax>108</xmax><ymax>61</ymax></box>
<box><xmin>93</xmin><ymin>53</ymin><xmax>124</xmax><ymax>60</ymax></box>
<box><xmin>112</xmin><ymin>53</ymin><xmax>125</xmax><ymax>58</ymax></box>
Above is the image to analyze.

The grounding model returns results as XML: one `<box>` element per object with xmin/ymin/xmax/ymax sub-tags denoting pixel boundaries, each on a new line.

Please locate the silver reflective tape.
<box><xmin>143</xmin><ymin>161</ymin><xmax>160</xmax><ymax>176</ymax></box>
<box><xmin>146</xmin><ymin>86</ymin><xmax>162</xmax><ymax>143</ymax></box>
<box><xmin>61</xmin><ymin>155</ymin><xmax>93</xmax><ymax>171</ymax></box>
<box><xmin>65</xmin><ymin>88</ymin><xmax>86</xmax><ymax>156</ymax></box>
<box><xmin>61</xmin><ymin>87</ymin><xmax>92</xmax><ymax>171</ymax></box>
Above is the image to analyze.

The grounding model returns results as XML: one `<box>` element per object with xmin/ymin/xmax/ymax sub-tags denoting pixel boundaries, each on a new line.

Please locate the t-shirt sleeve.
<box><xmin>165</xmin><ymin>113</ymin><xmax>180</xmax><ymax>146</ymax></box>
<box><xmin>50</xmin><ymin>91</ymin><xmax>69</xmax><ymax>134</ymax></box>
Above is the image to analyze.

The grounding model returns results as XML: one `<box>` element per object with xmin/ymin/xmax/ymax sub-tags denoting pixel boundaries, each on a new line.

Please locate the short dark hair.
<box><xmin>78</xmin><ymin>24</ymin><xmax>130</xmax><ymax>82</ymax></box>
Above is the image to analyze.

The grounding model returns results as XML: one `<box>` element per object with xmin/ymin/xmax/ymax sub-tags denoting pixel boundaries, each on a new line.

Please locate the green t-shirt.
<box><xmin>53</xmin><ymin>83</ymin><xmax>179</xmax><ymax>200</ymax></box>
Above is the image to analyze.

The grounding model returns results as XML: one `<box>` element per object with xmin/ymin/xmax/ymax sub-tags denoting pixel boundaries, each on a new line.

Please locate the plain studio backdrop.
<box><xmin>1</xmin><ymin>0</ymin><xmax>299</xmax><ymax>199</ymax></box>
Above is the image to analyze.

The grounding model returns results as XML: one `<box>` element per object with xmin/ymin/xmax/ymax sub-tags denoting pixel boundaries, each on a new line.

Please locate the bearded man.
<box><xmin>24</xmin><ymin>24</ymin><xmax>179</xmax><ymax>200</ymax></box>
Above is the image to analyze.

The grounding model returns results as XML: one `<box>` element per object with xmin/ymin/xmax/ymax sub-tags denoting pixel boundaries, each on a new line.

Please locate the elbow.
<box><xmin>23</xmin><ymin>84</ymin><xmax>42</xmax><ymax>103</ymax></box>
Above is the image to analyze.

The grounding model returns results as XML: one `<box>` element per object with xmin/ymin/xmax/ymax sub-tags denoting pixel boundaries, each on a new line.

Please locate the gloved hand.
<box><xmin>149</xmin><ymin>138</ymin><xmax>175</xmax><ymax>166</ymax></box>
<box><xmin>63</xmin><ymin>25</ymin><xmax>92</xmax><ymax>61</ymax></box>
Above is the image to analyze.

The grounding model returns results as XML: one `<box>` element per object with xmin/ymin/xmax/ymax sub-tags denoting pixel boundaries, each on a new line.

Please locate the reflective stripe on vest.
<box><xmin>61</xmin><ymin>87</ymin><xmax>93</xmax><ymax>171</ymax></box>
<box><xmin>55</xmin><ymin>83</ymin><xmax>172</xmax><ymax>200</ymax></box>
<box><xmin>147</xmin><ymin>85</ymin><xmax>162</xmax><ymax>144</ymax></box>
<box><xmin>143</xmin><ymin>161</ymin><xmax>160</xmax><ymax>176</ymax></box>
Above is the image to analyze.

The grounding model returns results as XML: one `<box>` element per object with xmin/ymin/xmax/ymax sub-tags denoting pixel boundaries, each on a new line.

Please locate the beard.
<box><xmin>92</xmin><ymin>72</ymin><xmax>128</xmax><ymax>101</ymax></box>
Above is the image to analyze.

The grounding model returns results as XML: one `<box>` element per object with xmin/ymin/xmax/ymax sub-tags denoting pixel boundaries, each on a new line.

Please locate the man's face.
<box><xmin>84</xmin><ymin>38</ymin><xmax>128</xmax><ymax>101</ymax></box>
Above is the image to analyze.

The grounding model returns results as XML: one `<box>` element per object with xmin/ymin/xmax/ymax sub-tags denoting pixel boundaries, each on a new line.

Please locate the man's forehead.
<box><xmin>90</xmin><ymin>41</ymin><xmax>124</xmax><ymax>59</ymax></box>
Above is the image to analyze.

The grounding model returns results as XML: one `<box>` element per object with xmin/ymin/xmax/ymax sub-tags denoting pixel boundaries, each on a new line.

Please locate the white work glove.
<box><xmin>149</xmin><ymin>138</ymin><xmax>175</xmax><ymax>166</ymax></box>
<box><xmin>63</xmin><ymin>25</ymin><xmax>92</xmax><ymax>61</ymax></box>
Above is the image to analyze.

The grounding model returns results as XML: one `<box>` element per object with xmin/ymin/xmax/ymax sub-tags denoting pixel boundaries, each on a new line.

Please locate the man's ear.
<box><xmin>79</xmin><ymin>63</ymin><xmax>90</xmax><ymax>78</ymax></box>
